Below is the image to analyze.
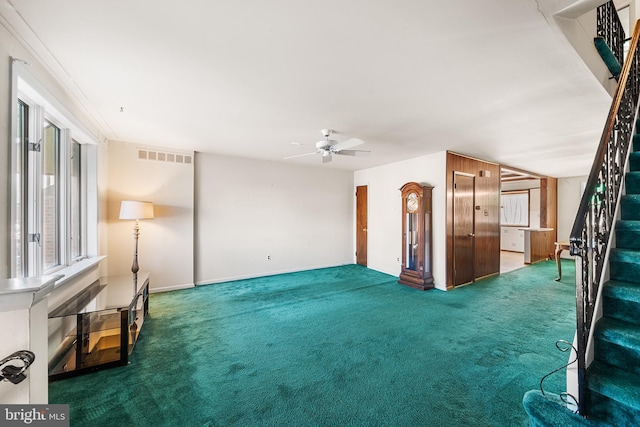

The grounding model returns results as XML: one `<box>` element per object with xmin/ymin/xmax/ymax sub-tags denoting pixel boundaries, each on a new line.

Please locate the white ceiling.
<box><xmin>1</xmin><ymin>0</ymin><xmax>613</xmax><ymax>176</ymax></box>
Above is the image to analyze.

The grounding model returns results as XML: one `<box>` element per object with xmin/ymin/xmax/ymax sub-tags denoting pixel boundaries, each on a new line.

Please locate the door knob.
<box><xmin>363</xmin><ymin>228</ymin><xmax>368</xmax><ymax>232</ymax></box>
<box><xmin>468</xmin><ymin>233</ymin><xmax>475</xmax><ymax>237</ymax></box>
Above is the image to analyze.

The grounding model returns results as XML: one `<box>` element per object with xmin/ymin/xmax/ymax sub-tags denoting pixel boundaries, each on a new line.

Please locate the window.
<box><xmin>500</xmin><ymin>191</ymin><xmax>529</xmax><ymax>227</ymax></box>
<box><xmin>15</xmin><ymin>100</ymin><xmax>27</xmax><ymax>275</ymax></box>
<box><xmin>618</xmin><ymin>5</ymin><xmax>630</xmax><ymax>59</ymax></box>
<box><xmin>42</xmin><ymin>120</ymin><xmax>61</xmax><ymax>271</ymax></box>
<box><xmin>11</xmin><ymin>61</ymin><xmax>98</xmax><ymax>278</ymax></box>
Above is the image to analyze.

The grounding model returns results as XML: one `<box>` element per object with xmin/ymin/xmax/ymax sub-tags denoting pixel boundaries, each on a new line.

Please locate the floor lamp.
<box><xmin>119</xmin><ymin>200</ymin><xmax>154</xmax><ymax>281</ymax></box>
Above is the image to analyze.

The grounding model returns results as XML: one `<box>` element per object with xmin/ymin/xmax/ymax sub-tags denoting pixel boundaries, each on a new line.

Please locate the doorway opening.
<box><xmin>499</xmin><ymin>166</ymin><xmax>556</xmax><ymax>273</ymax></box>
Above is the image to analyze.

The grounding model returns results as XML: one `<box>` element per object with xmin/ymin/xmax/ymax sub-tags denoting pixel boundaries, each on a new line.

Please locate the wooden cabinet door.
<box><xmin>453</xmin><ymin>172</ymin><xmax>475</xmax><ymax>286</ymax></box>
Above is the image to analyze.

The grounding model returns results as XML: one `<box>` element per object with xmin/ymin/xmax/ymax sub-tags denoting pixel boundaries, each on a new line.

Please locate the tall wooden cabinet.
<box><xmin>445</xmin><ymin>152</ymin><xmax>501</xmax><ymax>288</ymax></box>
<box><xmin>399</xmin><ymin>182</ymin><xmax>434</xmax><ymax>290</ymax></box>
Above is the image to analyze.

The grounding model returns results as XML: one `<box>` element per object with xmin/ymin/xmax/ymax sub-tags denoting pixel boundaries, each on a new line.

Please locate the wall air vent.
<box><xmin>138</xmin><ymin>149</ymin><xmax>193</xmax><ymax>165</ymax></box>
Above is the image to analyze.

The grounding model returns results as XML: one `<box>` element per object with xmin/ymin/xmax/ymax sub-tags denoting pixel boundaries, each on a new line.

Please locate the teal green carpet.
<box><xmin>593</xmin><ymin>36</ymin><xmax>622</xmax><ymax>79</ymax></box>
<box><xmin>50</xmin><ymin>261</ymin><xmax>576</xmax><ymax>426</ymax></box>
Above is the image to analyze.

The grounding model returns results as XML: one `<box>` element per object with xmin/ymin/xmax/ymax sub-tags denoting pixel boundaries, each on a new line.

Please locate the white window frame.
<box><xmin>69</xmin><ymin>139</ymin><xmax>86</xmax><ymax>261</ymax></box>
<box><xmin>10</xmin><ymin>60</ymin><xmax>99</xmax><ymax>278</ymax></box>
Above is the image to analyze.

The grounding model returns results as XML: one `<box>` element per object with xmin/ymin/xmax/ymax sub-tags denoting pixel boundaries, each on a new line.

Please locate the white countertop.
<box><xmin>518</xmin><ymin>227</ymin><xmax>554</xmax><ymax>232</ymax></box>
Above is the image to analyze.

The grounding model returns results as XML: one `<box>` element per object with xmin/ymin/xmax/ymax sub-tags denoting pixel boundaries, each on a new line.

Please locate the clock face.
<box><xmin>407</xmin><ymin>193</ymin><xmax>419</xmax><ymax>212</ymax></box>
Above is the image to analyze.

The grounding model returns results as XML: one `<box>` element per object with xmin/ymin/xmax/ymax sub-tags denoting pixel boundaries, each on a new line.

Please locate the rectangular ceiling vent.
<box><xmin>137</xmin><ymin>149</ymin><xmax>193</xmax><ymax>165</ymax></box>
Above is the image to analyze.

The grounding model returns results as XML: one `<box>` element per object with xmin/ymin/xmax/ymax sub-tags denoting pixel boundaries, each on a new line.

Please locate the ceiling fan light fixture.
<box><xmin>284</xmin><ymin>129</ymin><xmax>370</xmax><ymax>164</ymax></box>
<box><xmin>316</xmin><ymin>140</ymin><xmax>330</xmax><ymax>150</ymax></box>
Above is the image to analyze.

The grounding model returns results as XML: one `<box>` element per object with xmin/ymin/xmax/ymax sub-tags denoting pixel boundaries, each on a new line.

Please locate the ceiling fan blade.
<box><xmin>335</xmin><ymin>149</ymin><xmax>371</xmax><ymax>157</ymax></box>
<box><xmin>332</xmin><ymin>138</ymin><xmax>364</xmax><ymax>151</ymax></box>
<box><xmin>284</xmin><ymin>152</ymin><xmax>317</xmax><ymax>160</ymax></box>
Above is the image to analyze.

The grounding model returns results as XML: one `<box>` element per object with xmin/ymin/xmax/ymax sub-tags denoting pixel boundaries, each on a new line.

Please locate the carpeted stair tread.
<box><xmin>594</xmin><ymin>317</ymin><xmax>640</xmax><ymax>366</ymax></box>
<box><xmin>609</xmin><ymin>248</ymin><xmax>640</xmax><ymax>262</ymax></box>
<box><xmin>604</xmin><ymin>280</ymin><xmax>640</xmax><ymax>303</ymax></box>
<box><xmin>615</xmin><ymin>220</ymin><xmax>640</xmax><ymax>250</ymax></box>
<box><xmin>634</xmin><ymin>133</ymin><xmax>640</xmax><ymax>152</ymax></box>
<box><xmin>587</xmin><ymin>363</ymin><xmax>640</xmax><ymax>426</ymax></box>
<box><xmin>609</xmin><ymin>248</ymin><xmax>640</xmax><ymax>282</ymax></box>
<box><xmin>621</xmin><ymin>195</ymin><xmax>640</xmax><ymax>220</ymax></box>
<box><xmin>523</xmin><ymin>390</ymin><xmax>606</xmax><ymax>427</ymax></box>
<box><xmin>626</xmin><ymin>172</ymin><xmax>640</xmax><ymax>195</ymax></box>
<box><xmin>588</xmin><ymin>361</ymin><xmax>640</xmax><ymax>412</ymax></box>
<box><xmin>631</xmin><ymin>152</ymin><xmax>640</xmax><ymax>172</ymax></box>
<box><xmin>604</xmin><ymin>280</ymin><xmax>640</xmax><ymax>325</ymax></box>
<box><xmin>596</xmin><ymin>316</ymin><xmax>640</xmax><ymax>342</ymax></box>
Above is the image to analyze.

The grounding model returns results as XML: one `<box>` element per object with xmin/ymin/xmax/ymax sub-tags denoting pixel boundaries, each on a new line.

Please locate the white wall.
<box><xmin>354</xmin><ymin>151</ymin><xmax>447</xmax><ymax>290</ymax></box>
<box><xmin>557</xmin><ymin>176</ymin><xmax>587</xmax><ymax>258</ymax></box>
<box><xmin>195</xmin><ymin>153</ymin><xmax>354</xmax><ymax>284</ymax></box>
<box><xmin>0</xmin><ymin>309</ymin><xmax>30</xmax><ymax>403</ymax></box>
<box><xmin>501</xmin><ymin>179</ymin><xmax>542</xmax><ymax>192</ymax></box>
<box><xmin>107</xmin><ymin>141</ymin><xmax>195</xmax><ymax>291</ymax></box>
<box><xmin>530</xmin><ymin>188</ymin><xmax>541</xmax><ymax>228</ymax></box>
<box><xmin>0</xmin><ymin>26</ymin><xmax>15</xmax><ymax>280</ymax></box>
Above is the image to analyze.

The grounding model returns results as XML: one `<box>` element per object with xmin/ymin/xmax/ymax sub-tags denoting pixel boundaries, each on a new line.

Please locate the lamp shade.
<box><xmin>119</xmin><ymin>200</ymin><xmax>154</xmax><ymax>220</ymax></box>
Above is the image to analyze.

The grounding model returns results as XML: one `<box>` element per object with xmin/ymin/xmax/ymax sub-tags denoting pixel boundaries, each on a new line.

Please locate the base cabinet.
<box><xmin>48</xmin><ymin>272</ymin><xmax>149</xmax><ymax>381</ymax></box>
<box><xmin>500</xmin><ymin>227</ymin><xmax>524</xmax><ymax>252</ymax></box>
<box><xmin>522</xmin><ymin>229</ymin><xmax>554</xmax><ymax>264</ymax></box>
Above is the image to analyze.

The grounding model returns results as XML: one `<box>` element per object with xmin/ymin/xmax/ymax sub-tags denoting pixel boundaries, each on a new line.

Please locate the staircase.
<box><xmin>586</xmin><ymin>132</ymin><xmax>640</xmax><ymax>425</ymax></box>
<box><xmin>524</xmin><ymin>8</ymin><xmax>640</xmax><ymax>422</ymax></box>
<box><xmin>523</xmin><ymin>123</ymin><xmax>640</xmax><ymax>427</ymax></box>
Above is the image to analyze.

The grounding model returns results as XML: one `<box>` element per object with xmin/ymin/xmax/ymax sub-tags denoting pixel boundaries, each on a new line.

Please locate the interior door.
<box><xmin>356</xmin><ymin>185</ymin><xmax>368</xmax><ymax>266</ymax></box>
<box><xmin>453</xmin><ymin>172</ymin><xmax>475</xmax><ymax>286</ymax></box>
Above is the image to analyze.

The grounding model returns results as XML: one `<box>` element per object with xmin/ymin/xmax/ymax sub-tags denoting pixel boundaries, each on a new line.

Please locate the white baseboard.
<box><xmin>566</xmin><ymin>331</ymin><xmax>579</xmax><ymax>412</ymax></box>
<box><xmin>194</xmin><ymin>263</ymin><xmax>353</xmax><ymax>286</ymax></box>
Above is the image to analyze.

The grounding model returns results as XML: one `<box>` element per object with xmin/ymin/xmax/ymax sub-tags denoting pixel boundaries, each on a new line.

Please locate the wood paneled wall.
<box><xmin>446</xmin><ymin>152</ymin><xmax>501</xmax><ymax>288</ymax></box>
<box><xmin>540</xmin><ymin>177</ymin><xmax>558</xmax><ymax>257</ymax></box>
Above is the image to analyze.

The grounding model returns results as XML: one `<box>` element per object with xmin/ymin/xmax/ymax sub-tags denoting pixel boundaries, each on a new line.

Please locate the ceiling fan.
<box><xmin>284</xmin><ymin>129</ymin><xmax>371</xmax><ymax>164</ymax></box>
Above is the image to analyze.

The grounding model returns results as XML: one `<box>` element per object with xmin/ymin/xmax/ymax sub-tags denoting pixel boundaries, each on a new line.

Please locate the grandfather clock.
<box><xmin>399</xmin><ymin>182</ymin><xmax>434</xmax><ymax>290</ymax></box>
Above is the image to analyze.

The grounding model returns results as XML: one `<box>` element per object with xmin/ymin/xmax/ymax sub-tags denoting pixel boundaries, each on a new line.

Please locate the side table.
<box><xmin>48</xmin><ymin>272</ymin><xmax>149</xmax><ymax>381</ymax></box>
<box><xmin>554</xmin><ymin>242</ymin><xmax>571</xmax><ymax>281</ymax></box>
